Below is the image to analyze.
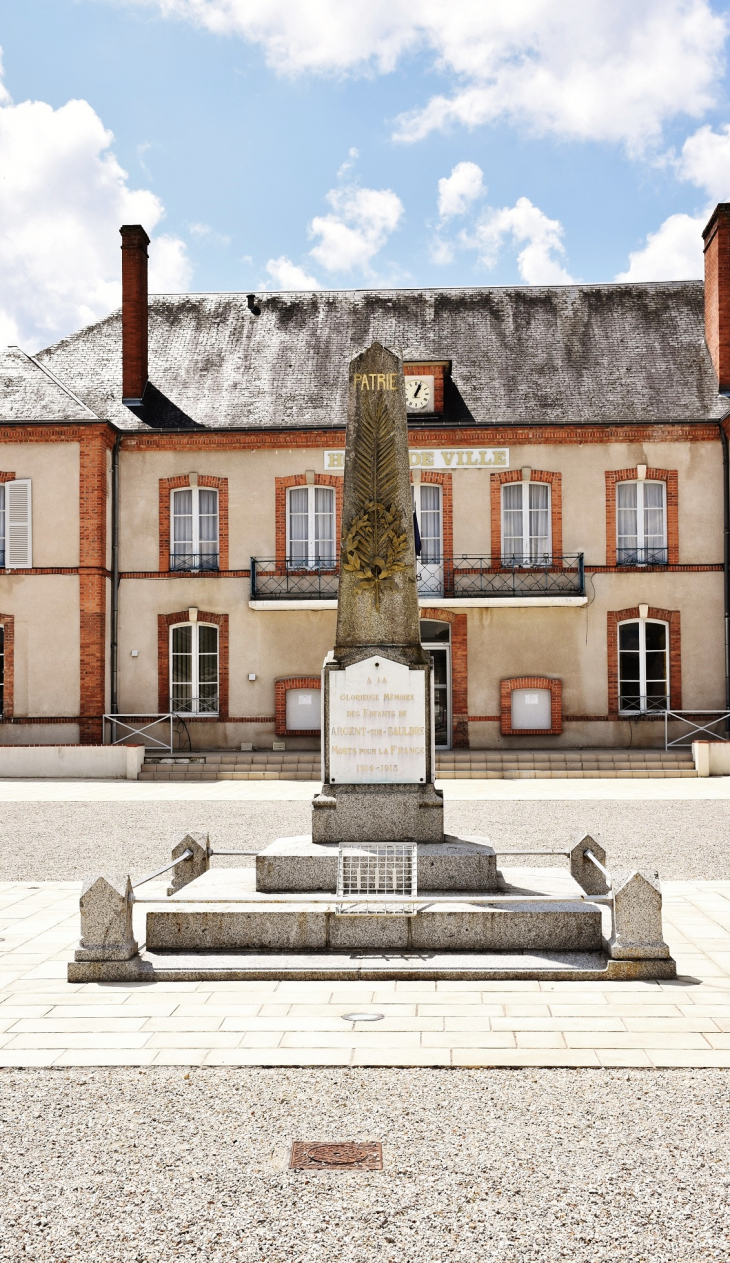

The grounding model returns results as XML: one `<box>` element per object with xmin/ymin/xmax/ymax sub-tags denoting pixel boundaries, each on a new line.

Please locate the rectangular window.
<box><xmin>0</xmin><ymin>624</ymin><xmax>4</xmax><ymax>716</ymax></box>
<box><xmin>618</xmin><ymin>618</ymin><xmax>668</xmax><ymax>713</ymax></box>
<box><xmin>287</xmin><ymin>485</ymin><xmax>335</xmax><ymax>567</ymax></box>
<box><xmin>616</xmin><ymin>480</ymin><xmax>667</xmax><ymax>564</ymax></box>
<box><xmin>171</xmin><ymin>486</ymin><xmax>219</xmax><ymax>571</ymax></box>
<box><xmin>501</xmin><ymin>481</ymin><xmax>551</xmax><ymax>564</ymax></box>
<box><xmin>0</xmin><ymin>485</ymin><xmax>4</xmax><ymax>568</ymax></box>
<box><xmin>4</xmin><ymin>479</ymin><xmax>32</xmax><ymax>569</ymax></box>
<box><xmin>413</xmin><ymin>482</ymin><xmax>444</xmax><ymax>597</ymax></box>
<box><xmin>170</xmin><ymin>622</ymin><xmax>219</xmax><ymax>715</ymax></box>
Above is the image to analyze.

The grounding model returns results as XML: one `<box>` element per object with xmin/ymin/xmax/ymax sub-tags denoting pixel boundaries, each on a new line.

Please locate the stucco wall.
<box><xmin>0</xmin><ymin>574</ymin><xmax>80</xmax><ymax>715</ymax></box>
<box><xmin>0</xmin><ymin>441</ymin><xmax>80</xmax><ymax>566</ymax></box>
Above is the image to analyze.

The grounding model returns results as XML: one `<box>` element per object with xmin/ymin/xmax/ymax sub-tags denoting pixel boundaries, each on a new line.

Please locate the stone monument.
<box><xmin>312</xmin><ymin>341</ymin><xmax>444</xmax><ymax>845</ymax></box>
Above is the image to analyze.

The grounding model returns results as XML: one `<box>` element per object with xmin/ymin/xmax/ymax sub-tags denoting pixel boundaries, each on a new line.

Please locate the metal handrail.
<box><xmin>133</xmin><ymin>891</ymin><xmax>613</xmax><ymax>906</ymax></box>
<box><xmin>132</xmin><ymin>849</ymin><xmax>193</xmax><ymax>890</ymax></box>
<box><xmin>104</xmin><ymin>713</ymin><xmax>175</xmax><ymax>752</ymax></box>
<box><xmin>585</xmin><ymin>849</ymin><xmax>613</xmax><ymax>891</ymax></box>
<box><xmin>664</xmin><ymin>709</ymin><xmax>730</xmax><ymax>748</ymax></box>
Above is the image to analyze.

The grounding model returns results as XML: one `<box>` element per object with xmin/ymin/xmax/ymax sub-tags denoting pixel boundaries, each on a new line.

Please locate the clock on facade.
<box><xmin>405</xmin><ymin>375</ymin><xmax>435</xmax><ymax>411</ymax></box>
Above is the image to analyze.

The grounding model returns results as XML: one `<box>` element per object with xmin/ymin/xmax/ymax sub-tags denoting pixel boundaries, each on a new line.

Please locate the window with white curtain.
<box><xmin>170</xmin><ymin>622</ymin><xmax>219</xmax><ymax>714</ymax></box>
<box><xmin>616</xmin><ymin>481</ymin><xmax>667</xmax><ymax>564</ymax></box>
<box><xmin>287</xmin><ymin>485</ymin><xmax>335</xmax><ymax>567</ymax></box>
<box><xmin>0</xmin><ymin>485</ymin><xmax>4</xmax><ymax>568</ymax></box>
<box><xmin>501</xmin><ymin>481</ymin><xmax>551</xmax><ymax>563</ymax></box>
<box><xmin>618</xmin><ymin>618</ymin><xmax>669</xmax><ymax>713</ymax></box>
<box><xmin>413</xmin><ymin>483</ymin><xmax>442</xmax><ymax>562</ymax></box>
<box><xmin>171</xmin><ymin>486</ymin><xmax>219</xmax><ymax>570</ymax></box>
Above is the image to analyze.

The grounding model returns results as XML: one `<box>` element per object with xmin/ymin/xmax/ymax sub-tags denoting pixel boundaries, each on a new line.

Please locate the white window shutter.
<box><xmin>6</xmin><ymin>479</ymin><xmax>32</xmax><ymax>568</ymax></box>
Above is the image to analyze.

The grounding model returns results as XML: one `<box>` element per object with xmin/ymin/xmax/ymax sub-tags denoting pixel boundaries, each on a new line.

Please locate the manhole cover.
<box><xmin>290</xmin><ymin>1142</ymin><xmax>383</xmax><ymax>1171</ymax></box>
<box><xmin>342</xmin><ymin>1012</ymin><xmax>383</xmax><ymax>1022</ymax></box>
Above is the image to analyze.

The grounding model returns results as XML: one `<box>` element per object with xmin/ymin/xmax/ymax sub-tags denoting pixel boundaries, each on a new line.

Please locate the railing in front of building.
<box><xmin>616</xmin><ymin>546</ymin><xmax>668</xmax><ymax>566</ymax></box>
<box><xmin>170</xmin><ymin>693</ymin><xmax>219</xmax><ymax>715</ymax></box>
<box><xmin>169</xmin><ymin>552</ymin><xmax>220</xmax><ymax>572</ymax></box>
<box><xmin>250</xmin><ymin>554</ymin><xmax>585</xmax><ymax>600</ymax></box>
<box><xmin>619</xmin><ymin>694</ymin><xmax>669</xmax><ymax>715</ymax></box>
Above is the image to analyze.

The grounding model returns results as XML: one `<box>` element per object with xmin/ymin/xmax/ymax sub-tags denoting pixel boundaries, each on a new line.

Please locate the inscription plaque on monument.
<box><xmin>328</xmin><ymin>656</ymin><xmax>426</xmax><ymax>784</ymax></box>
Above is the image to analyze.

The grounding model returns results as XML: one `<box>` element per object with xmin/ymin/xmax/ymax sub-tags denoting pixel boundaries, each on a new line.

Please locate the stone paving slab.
<box><xmin>1</xmin><ymin>878</ymin><xmax>730</xmax><ymax>1065</ymax></box>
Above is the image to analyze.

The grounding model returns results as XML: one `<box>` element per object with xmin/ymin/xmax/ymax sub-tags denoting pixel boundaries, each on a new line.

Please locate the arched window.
<box><xmin>171</xmin><ymin>487</ymin><xmax>219</xmax><ymax>571</ymax></box>
<box><xmin>170</xmin><ymin>622</ymin><xmax>219</xmax><ymax>714</ymax></box>
<box><xmin>616</xmin><ymin>480</ymin><xmax>667</xmax><ymax>565</ymax></box>
<box><xmin>287</xmin><ymin>485</ymin><xmax>335</xmax><ymax>567</ymax></box>
<box><xmin>618</xmin><ymin>618</ymin><xmax>669</xmax><ymax>713</ymax></box>
<box><xmin>501</xmin><ymin>481</ymin><xmax>551</xmax><ymax>564</ymax></box>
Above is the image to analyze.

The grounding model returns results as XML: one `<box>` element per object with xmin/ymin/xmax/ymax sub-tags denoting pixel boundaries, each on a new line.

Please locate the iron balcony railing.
<box><xmin>616</xmin><ymin>546</ymin><xmax>668</xmax><ymax>566</ymax></box>
<box><xmin>619</xmin><ymin>693</ymin><xmax>669</xmax><ymax>715</ymax></box>
<box><xmin>170</xmin><ymin>693</ymin><xmax>219</xmax><ymax>715</ymax></box>
<box><xmin>169</xmin><ymin>552</ymin><xmax>219</xmax><ymax>572</ymax></box>
<box><xmin>250</xmin><ymin>554</ymin><xmax>585</xmax><ymax>600</ymax></box>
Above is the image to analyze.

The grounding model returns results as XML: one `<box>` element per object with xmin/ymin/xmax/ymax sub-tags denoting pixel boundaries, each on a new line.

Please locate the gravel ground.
<box><xmin>0</xmin><ymin>1066</ymin><xmax>728</xmax><ymax>1262</ymax></box>
<box><xmin>0</xmin><ymin>798</ymin><xmax>728</xmax><ymax>882</ymax></box>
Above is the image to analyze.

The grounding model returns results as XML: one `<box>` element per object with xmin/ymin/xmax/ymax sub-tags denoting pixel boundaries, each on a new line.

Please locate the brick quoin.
<box><xmin>158</xmin><ymin>475</ymin><xmax>229</xmax><ymax>572</ymax></box>
<box><xmin>500</xmin><ymin>677</ymin><xmax>563</xmax><ymax>737</ymax></box>
<box><xmin>0</xmin><ymin>614</ymin><xmax>14</xmax><ymax>718</ymax></box>
<box><xmin>703</xmin><ymin>204</ymin><xmax>730</xmax><ymax>392</ymax></box>
<box><xmin>605</xmin><ymin>468</ymin><xmax>679</xmax><ymax>566</ymax></box>
<box><xmin>275</xmin><ymin>676</ymin><xmax>321</xmax><ymax>737</ymax></box>
<box><xmin>607</xmin><ymin>606</ymin><xmax>681</xmax><ymax>716</ymax></box>
<box><xmin>158</xmin><ymin>610</ymin><xmax>229</xmax><ymax>720</ymax></box>
<box><xmin>419</xmin><ymin>607</ymin><xmax>468</xmax><ymax>748</ymax></box>
<box><xmin>490</xmin><ymin>470</ymin><xmax>562</xmax><ymax>565</ymax></box>
<box><xmin>79</xmin><ymin>430</ymin><xmax>114</xmax><ymax>743</ymax></box>
<box><xmin>275</xmin><ymin>474</ymin><xmax>343</xmax><ymax>568</ymax></box>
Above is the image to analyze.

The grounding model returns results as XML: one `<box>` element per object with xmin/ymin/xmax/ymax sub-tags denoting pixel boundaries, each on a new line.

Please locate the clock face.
<box><xmin>405</xmin><ymin>375</ymin><xmax>434</xmax><ymax>411</ymax></box>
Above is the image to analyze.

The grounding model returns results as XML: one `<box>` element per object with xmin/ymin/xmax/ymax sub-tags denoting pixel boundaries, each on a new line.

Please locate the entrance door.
<box><xmin>420</xmin><ymin>619</ymin><xmax>451</xmax><ymax>749</ymax></box>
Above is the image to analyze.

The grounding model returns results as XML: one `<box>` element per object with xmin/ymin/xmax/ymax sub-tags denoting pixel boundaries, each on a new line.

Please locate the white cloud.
<box><xmin>677</xmin><ymin>124</ymin><xmax>730</xmax><ymax>202</ymax></box>
<box><xmin>126</xmin><ymin>1</ymin><xmax>726</xmax><ymax>153</ymax></box>
<box><xmin>437</xmin><ymin>161</ymin><xmax>485</xmax><ymax>220</ymax></box>
<box><xmin>464</xmin><ymin>196</ymin><xmax>575</xmax><ymax>285</ymax></box>
<box><xmin>263</xmin><ymin>255</ymin><xmax>322</xmax><ymax>289</ymax></box>
<box><xmin>0</xmin><ymin>52</ymin><xmax>190</xmax><ymax>350</ymax></box>
<box><xmin>615</xmin><ymin>212</ymin><xmax>705</xmax><ymax>281</ymax></box>
<box><xmin>308</xmin><ymin>183</ymin><xmax>403</xmax><ymax>274</ymax></box>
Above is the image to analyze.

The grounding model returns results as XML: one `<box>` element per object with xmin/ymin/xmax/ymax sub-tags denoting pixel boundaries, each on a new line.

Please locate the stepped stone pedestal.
<box><xmin>256</xmin><ymin>834</ymin><xmax>498</xmax><ymax>892</ymax></box>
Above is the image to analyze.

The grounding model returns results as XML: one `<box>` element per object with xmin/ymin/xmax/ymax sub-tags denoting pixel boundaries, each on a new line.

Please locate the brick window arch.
<box><xmin>158</xmin><ymin>610</ymin><xmax>229</xmax><ymax>719</ymax></box>
<box><xmin>159</xmin><ymin>475</ymin><xmax>229</xmax><ymax>572</ymax></box>
<box><xmin>607</xmin><ymin>606</ymin><xmax>681</xmax><ymax>716</ymax></box>
<box><xmin>501</xmin><ymin>677</ymin><xmax>562</xmax><ymax>736</ymax></box>
<box><xmin>490</xmin><ymin>470</ymin><xmax>562</xmax><ymax>565</ymax></box>
<box><xmin>419</xmin><ymin>607</ymin><xmax>468</xmax><ymax>747</ymax></box>
<box><xmin>605</xmin><ymin>468</ymin><xmax>678</xmax><ymax>566</ymax></box>
<box><xmin>275</xmin><ymin>676</ymin><xmax>321</xmax><ymax>737</ymax></box>
<box><xmin>275</xmin><ymin>474</ymin><xmax>343</xmax><ymax>569</ymax></box>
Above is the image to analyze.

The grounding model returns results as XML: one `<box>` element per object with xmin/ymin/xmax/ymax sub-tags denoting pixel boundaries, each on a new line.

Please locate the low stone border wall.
<box><xmin>0</xmin><ymin>744</ymin><xmax>145</xmax><ymax>779</ymax></box>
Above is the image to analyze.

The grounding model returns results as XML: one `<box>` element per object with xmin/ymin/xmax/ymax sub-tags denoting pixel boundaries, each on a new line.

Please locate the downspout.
<box><xmin>110</xmin><ymin>433</ymin><xmax>121</xmax><ymax>717</ymax></box>
<box><xmin>717</xmin><ymin>419</ymin><xmax>722</xmax><ymax>727</ymax></box>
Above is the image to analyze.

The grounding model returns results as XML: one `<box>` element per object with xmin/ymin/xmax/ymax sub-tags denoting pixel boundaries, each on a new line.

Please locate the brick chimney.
<box><xmin>703</xmin><ymin>204</ymin><xmax>730</xmax><ymax>393</ymax></box>
<box><xmin>120</xmin><ymin>224</ymin><xmax>150</xmax><ymax>405</ymax></box>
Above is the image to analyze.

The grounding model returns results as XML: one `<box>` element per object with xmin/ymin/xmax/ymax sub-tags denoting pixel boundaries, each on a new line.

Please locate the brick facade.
<box><xmin>0</xmin><ymin>613</ymin><xmax>14</xmax><ymax>718</ymax></box>
<box><xmin>158</xmin><ymin>475</ymin><xmax>229</xmax><ymax>572</ymax></box>
<box><xmin>157</xmin><ymin>610</ymin><xmax>229</xmax><ymax>720</ymax></box>
<box><xmin>404</xmin><ymin>362</ymin><xmax>447</xmax><ymax>414</ymax></box>
<box><xmin>275</xmin><ymin>676</ymin><xmax>321</xmax><ymax>737</ymax></box>
<box><xmin>607</xmin><ymin>606</ymin><xmax>681</xmax><ymax>716</ymax></box>
<box><xmin>500</xmin><ymin>676</ymin><xmax>562</xmax><ymax>736</ymax></box>
<box><xmin>490</xmin><ymin>470</ymin><xmax>562</xmax><ymax>565</ymax></box>
<box><xmin>703</xmin><ymin>204</ymin><xmax>730</xmax><ymax>392</ymax></box>
<box><xmin>419</xmin><ymin>607</ymin><xmax>468</xmax><ymax>747</ymax></box>
<box><xmin>605</xmin><ymin>468</ymin><xmax>679</xmax><ymax>566</ymax></box>
<box><xmin>79</xmin><ymin>430</ymin><xmax>113</xmax><ymax>743</ymax></box>
<box><xmin>275</xmin><ymin>474</ymin><xmax>343</xmax><ymax>568</ymax></box>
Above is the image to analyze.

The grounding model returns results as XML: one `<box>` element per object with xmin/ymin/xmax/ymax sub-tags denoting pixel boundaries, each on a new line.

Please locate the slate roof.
<box><xmin>1</xmin><ymin>281</ymin><xmax>724</xmax><ymax>430</ymax></box>
<box><xmin>0</xmin><ymin>346</ymin><xmax>99</xmax><ymax>422</ymax></box>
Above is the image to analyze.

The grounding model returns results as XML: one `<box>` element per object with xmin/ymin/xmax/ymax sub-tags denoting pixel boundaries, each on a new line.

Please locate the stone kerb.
<box><xmin>75</xmin><ymin>873</ymin><xmax>138</xmax><ymax>962</ymax></box>
<box><xmin>608</xmin><ymin>870</ymin><xmax>671</xmax><ymax>960</ymax></box>
<box><xmin>168</xmin><ymin>833</ymin><xmax>210</xmax><ymax>894</ymax></box>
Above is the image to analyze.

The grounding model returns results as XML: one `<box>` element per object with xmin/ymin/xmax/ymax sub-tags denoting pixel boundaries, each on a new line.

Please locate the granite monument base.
<box><xmin>311</xmin><ymin>782</ymin><xmax>444</xmax><ymax>845</ymax></box>
<box><xmin>256</xmin><ymin>835</ymin><xmax>498</xmax><ymax>892</ymax></box>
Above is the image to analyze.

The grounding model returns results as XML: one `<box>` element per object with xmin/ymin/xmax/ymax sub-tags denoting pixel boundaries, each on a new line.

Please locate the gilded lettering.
<box><xmin>442</xmin><ymin>451</ymin><xmax>456</xmax><ymax>466</ymax></box>
<box><xmin>354</xmin><ymin>374</ymin><xmax>362</xmax><ymax>387</ymax></box>
<box><xmin>409</xmin><ymin>452</ymin><xmax>421</xmax><ymax>466</ymax></box>
<box><xmin>377</xmin><ymin>374</ymin><xmax>386</xmax><ymax>390</ymax></box>
<box><xmin>465</xmin><ymin>451</ymin><xmax>479</xmax><ymax>466</ymax></box>
<box><xmin>420</xmin><ymin>451</ymin><xmax>434</xmax><ymax>467</ymax></box>
<box><xmin>361</xmin><ymin>375</ymin><xmax>370</xmax><ymax>390</ymax></box>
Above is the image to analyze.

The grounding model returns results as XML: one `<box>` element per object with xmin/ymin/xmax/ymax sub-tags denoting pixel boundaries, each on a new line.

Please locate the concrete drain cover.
<box><xmin>290</xmin><ymin>1142</ymin><xmax>383</xmax><ymax>1171</ymax></box>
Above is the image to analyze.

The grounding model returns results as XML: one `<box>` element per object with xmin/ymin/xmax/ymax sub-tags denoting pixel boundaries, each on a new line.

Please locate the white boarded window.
<box><xmin>5</xmin><ymin>479</ymin><xmax>31</xmax><ymax>569</ymax></box>
<box><xmin>286</xmin><ymin>688</ymin><xmax>321</xmax><ymax>731</ymax></box>
<box><xmin>511</xmin><ymin>688</ymin><xmax>552</xmax><ymax>730</ymax></box>
<box><xmin>616</xmin><ymin>481</ymin><xmax>667</xmax><ymax>564</ymax></box>
<box><xmin>501</xmin><ymin>482</ymin><xmax>550</xmax><ymax>563</ymax></box>
<box><xmin>170</xmin><ymin>622</ymin><xmax>219</xmax><ymax>715</ymax></box>
<box><xmin>171</xmin><ymin>486</ymin><xmax>219</xmax><ymax>570</ymax></box>
<box><xmin>287</xmin><ymin>485</ymin><xmax>335</xmax><ymax>567</ymax></box>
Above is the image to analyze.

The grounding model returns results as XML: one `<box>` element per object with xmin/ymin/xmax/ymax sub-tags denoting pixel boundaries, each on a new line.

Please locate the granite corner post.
<box><xmin>312</xmin><ymin>341</ymin><xmax>444</xmax><ymax>845</ymax></box>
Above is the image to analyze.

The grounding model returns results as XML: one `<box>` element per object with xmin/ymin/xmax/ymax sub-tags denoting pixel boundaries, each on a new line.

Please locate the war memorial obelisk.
<box><xmin>312</xmin><ymin>341</ymin><xmax>444</xmax><ymax>845</ymax></box>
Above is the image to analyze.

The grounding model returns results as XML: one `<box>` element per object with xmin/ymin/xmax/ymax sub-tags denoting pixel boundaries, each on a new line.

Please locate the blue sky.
<box><xmin>2</xmin><ymin>0</ymin><xmax>730</xmax><ymax>348</ymax></box>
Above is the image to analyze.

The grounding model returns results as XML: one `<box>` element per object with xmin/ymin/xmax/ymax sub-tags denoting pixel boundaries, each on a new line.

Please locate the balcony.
<box><xmin>616</xmin><ymin>546</ymin><xmax>668</xmax><ymax>566</ymax></box>
<box><xmin>250</xmin><ymin>554</ymin><xmax>585</xmax><ymax>604</ymax></box>
<box><xmin>169</xmin><ymin>552</ymin><xmax>219</xmax><ymax>573</ymax></box>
